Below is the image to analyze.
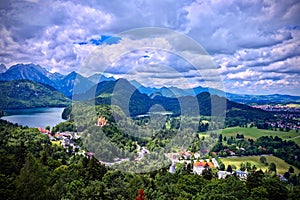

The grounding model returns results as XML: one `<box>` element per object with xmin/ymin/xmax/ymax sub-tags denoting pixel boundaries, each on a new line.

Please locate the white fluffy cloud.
<box><xmin>0</xmin><ymin>0</ymin><xmax>299</xmax><ymax>95</ymax></box>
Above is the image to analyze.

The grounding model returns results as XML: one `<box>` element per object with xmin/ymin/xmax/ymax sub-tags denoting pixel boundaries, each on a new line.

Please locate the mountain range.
<box><xmin>0</xmin><ymin>63</ymin><xmax>299</xmax><ymax>105</ymax></box>
<box><xmin>0</xmin><ymin>63</ymin><xmax>113</xmax><ymax>97</ymax></box>
<box><xmin>0</xmin><ymin>63</ymin><xmax>280</xmax><ymax>126</ymax></box>
<box><xmin>72</xmin><ymin>78</ymin><xmax>273</xmax><ymax>123</ymax></box>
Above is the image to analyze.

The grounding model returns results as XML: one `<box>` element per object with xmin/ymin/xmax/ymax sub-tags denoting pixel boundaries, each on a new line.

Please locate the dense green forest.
<box><xmin>0</xmin><ymin>80</ymin><xmax>70</xmax><ymax>109</ymax></box>
<box><xmin>0</xmin><ymin>109</ymin><xmax>3</xmax><ymax>117</ymax></box>
<box><xmin>1</xmin><ymin>113</ymin><xmax>300</xmax><ymax>199</ymax></box>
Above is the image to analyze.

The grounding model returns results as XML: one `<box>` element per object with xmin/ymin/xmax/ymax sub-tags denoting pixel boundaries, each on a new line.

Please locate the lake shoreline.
<box><xmin>1</xmin><ymin>107</ymin><xmax>66</xmax><ymax>128</ymax></box>
<box><xmin>2</xmin><ymin>106</ymin><xmax>67</xmax><ymax>115</ymax></box>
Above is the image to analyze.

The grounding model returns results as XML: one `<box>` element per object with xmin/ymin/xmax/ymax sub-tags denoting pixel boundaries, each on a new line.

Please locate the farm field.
<box><xmin>221</xmin><ymin>127</ymin><xmax>300</xmax><ymax>145</ymax></box>
<box><xmin>220</xmin><ymin>155</ymin><xmax>300</xmax><ymax>175</ymax></box>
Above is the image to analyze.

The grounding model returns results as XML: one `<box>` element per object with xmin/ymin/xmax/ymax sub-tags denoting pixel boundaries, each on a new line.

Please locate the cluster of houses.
<box><xmin>252</xmin><ymin>105</ymin><xmax>300</xmax><ymax>131</ymax></box>
<box><xmin>166</xmin><ymin>148</ymin><xmax>255</xmax><ymax>180</ymax></box>
<box><xmin>36</xmin><ymin>116</ymin><xmax>290</xmax><ymax>181</ymax></box>
<box><xmin>168</xmin><ymin>158</ymin><xmax>218</xmax><ymax>176</ymax></box>
<box><xmin>37</xmin><ymin>116</ymin><xmax>110</xmax><ymax>158</ymax></box>
<box><xmin>252</xmin><ymin>105</ymin><xmax>300</xmax><ymax>113</ymax></box>
<box><xmin>167</xmin><ymin>150</ymin><xmax>290</xmax><ymax>182</ymax></box>
<box><xmin>265</xmin><ymin>119</ymin><xmax>300</xmax><ymax>131</ymax></box>
<box><xmin>39</xmin><ymin>126</ymin><xmax>98</xmax><ymax>159</ymax></box>
<box><xmin>165</xmin><ymin>149</ymin><xmax>203</xmax><ymax>161</ymax></box>
<box><xmin>38</xmin><ymin>127</ymin><xmax>82</xmax><ymax>153</ymax></box>
<box><xmin>168</xmin><ymin>158</ymin><xmax>251</xmax><ymax>180</ymax></box>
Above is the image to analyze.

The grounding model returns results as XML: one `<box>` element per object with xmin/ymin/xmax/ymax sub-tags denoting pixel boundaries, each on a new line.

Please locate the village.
<box><xmin>39</xmin><ymin>125</ymin><xmax>249</xmax><ymax>179</ymax></box>
<box><xmin>252</xmin><ymin>105</ymin><xmax>300</xmax><ymax>131</ymax></box>
<box><xmin>37</xmin><ymin>116</ymin><xmax>291</xmax><ymax>182</ymax></box>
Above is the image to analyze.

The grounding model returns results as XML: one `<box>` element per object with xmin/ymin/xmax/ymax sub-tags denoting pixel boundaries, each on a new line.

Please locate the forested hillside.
<box><xmin>0</xmin><ymin>80</ymin><xmax>70</xmax><ymax>109</ymax></box>
<box><xmin>0</xmin><ymin>119</ymin><xmax>300</xmax><ymax>199</ymax></box>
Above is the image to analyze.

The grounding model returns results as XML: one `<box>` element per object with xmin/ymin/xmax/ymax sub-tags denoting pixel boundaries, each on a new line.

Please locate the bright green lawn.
<box><xmin>51</xmin><ymin>141</ymin><xmax>60</xmax><ymax>146</ymax></box>
<box><xmin>220</xmin><ymin>155</ymin><xmax>300</xmax><ymax>175</ymax></box>
<box><xmin>292</xmin><ymin>137</ymin><xmax>300</xmax><ymax>146</ymax></box>
<box><xmin>221</xmin><ymin>127</ymin><xmax>299</xmax><ymax>144</ymax></box>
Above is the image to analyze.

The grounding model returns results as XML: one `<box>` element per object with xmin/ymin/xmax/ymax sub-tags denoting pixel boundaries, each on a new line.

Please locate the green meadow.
<box><xmin>220</xmin><ymin>155</ymin><xmax>300</xmax><ymax>175</ymax></box>
<box><xmin>221</xmin><ymin>127</ymin><xmax>300</xmax><ymax>145</ymax></box>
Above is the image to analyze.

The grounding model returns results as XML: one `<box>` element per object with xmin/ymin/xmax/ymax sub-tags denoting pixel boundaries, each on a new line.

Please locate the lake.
<box><xmin>1</xmin><ymin>107</ymin><xmax>66</xmax><ymax>128</ymax></box>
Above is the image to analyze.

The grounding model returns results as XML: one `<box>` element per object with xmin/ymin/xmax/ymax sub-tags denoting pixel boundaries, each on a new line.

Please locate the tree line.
<box><xmin>1</xmin><ymin>119</ymin><xmax>300</xmax><ymax>199</ymax></box>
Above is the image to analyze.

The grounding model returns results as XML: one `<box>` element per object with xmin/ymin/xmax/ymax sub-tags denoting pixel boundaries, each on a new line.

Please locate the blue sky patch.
<box><xmin>76</xmin><ymin>35</ymin><xmax>121</xmax><ymax>46</ymax></box>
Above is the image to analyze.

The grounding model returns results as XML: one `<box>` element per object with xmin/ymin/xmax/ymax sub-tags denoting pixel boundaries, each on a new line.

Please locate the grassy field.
<box><xmin>292</xmin><ymin>137</ymin><xmax>300</xmax><ymax>146</ymax></box>
<box><xmin>286</xmin><ymin>103</ymin><xmax>300</xmax><ymax>108</ymax></box>
<box><xmin>51</xmin><ymin>141</ymin><xmax>60</xmax><ymax>146</ymax></box>
<box><xmin>221</xmin><ymin>127</ymin><xmax>300</xmax><ymax>145</ymax></box>
<box><xmin>220</xmin><ymin>155</ymin><xmax>300</xmax><ymax>175</ymax></box>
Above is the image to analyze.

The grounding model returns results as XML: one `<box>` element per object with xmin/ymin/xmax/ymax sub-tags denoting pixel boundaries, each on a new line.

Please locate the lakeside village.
<box><xmin>38</xmin><ymin>116</ymin><xmax>287</xmax><ymax>181</ymax></box>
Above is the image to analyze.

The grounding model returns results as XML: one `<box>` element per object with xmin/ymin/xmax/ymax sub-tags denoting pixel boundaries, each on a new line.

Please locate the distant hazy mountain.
<box><xmin>88</xmin><ymin>73</ymin><xmax>115</xmax><ymax>84</ymax></box>
<box><xmin>2</xmin><ymin>63</ymin><xmax>299</xmax><ymax>105</ymax></box>
<box><xmin>130</xmin><ymin>80</ymin><xmax>299</xmax><ymax>105</ymax></box>
<box><xmin>226</xmin><ymin>93</ymin><xmax>300</xmax><ymax>105</ymax></box>
<box><xmin>74</xmin><ymin>78</ymin><xmax>271</xmax><ymax>119</ymax></box>
<box><xmin>0</xmin><ymin>64</ymin><xmax>7</xmax><ymax>73</ymax></box>
<box><xmin>58</xmin><ymin>71</ymin><xmax>95</xmax><ymax>97</ymax></box>
<box><xmin>48</xmin><ymin>72</ymin><xmax>65</xmax><ymax>82</ymax></box>
<box><xmin>129</xmin><ymin>80</ymin><xmax>225</xmax><ymax>98</ymax></box>
<box><xmin>0</xmin><ymin>80</ymin><xmax>70</xmax><ymax>109</ymax></box>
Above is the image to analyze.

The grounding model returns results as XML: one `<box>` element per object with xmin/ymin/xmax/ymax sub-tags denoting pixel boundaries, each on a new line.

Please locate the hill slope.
<box><xmin>0</xmin><ymin>80</ymin><xmax>70</xmax><ymax>109</ymax></box>
<box><xmin>73</xmin><ymin>79</ymin><xmax>273</xmax><ymax>123</ymax></box>
<box><xmin>58</xmin><ymin>71</ymin><xmax>95</xmax><ymax>97</ymax></box>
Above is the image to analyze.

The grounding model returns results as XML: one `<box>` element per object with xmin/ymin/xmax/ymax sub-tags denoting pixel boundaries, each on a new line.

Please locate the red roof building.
<box><xmin>193</xmin><ymin>161</ymin><xmax>214</xmax><ymax>175</ymax></box>
<box><xmin>97</xmin><ymin>116</ymin><xmax>108</xmax><ymax>127</ymax></box>
<box><xmin>38</xmin><ymin>127</ymin><xmax>50</xmax><ymax>134</ymax></box>
<box><xmin>194</xmin><ymin>161</ymin><xmax>214</xmax><ymax>168</ymax></box>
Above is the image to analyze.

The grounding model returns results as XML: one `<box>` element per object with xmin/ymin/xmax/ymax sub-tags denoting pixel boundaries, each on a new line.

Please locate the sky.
<box><xmin>0</xmin><ymin>0</ymin><xmax>300</xmax><ymax>95</ymax></box>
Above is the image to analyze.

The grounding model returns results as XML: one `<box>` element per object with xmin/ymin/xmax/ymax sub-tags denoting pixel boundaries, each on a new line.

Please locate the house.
<box><xmin>193</xmin><ymin>161</ymin><xmax>214</xmax><ymax>175</ymax></box>
<box><xmin>164</xmin><ymin>153</ymin><xmax>179</xmax><ymax>161</ymax></box>
<box><xmin>48</xmin><ymin>134</ymin><xmax>55</xmax><ymax>141</ymax></box>
<box><xmin>38</xmin><ymin>127</ymin><xmax>50</xmax><ymax>134</ymax></box>
<box><xmin>235</xmin><ymin>170</ymin><xmax>249</xmax><ymax>178</ymax></box>
<box><xmin>218</xmin><ymin>171</ymin><xmax>232</xmax><ymax>179</ymax></box>
<box><xmin>54</xmin><ymin>133</ymin><xmax>62</xmax><ymax>139</ymax></box>
<box><xmin>181</xmin><ymin>151</ymin><xmax>192</xmax><ymax>160</ymax></box>
<box><xmin>278</xmin><ymin>174</ymin><xmax>288</xmax><ymax>182</ymax></box>
<box><xmin>86</xmin><ymin>152</ymin><xmax>95</xmax><ymax>159</ymax></box>
<box><xmin>169</xmin><ymin>161</ymin><xmax>176</xmax><ymax>174</ymax></box>
<box><xmin>60</xmin><ymin>132</ymin><xmax>72</xmax><ymax>138</ymax></box>
<box><xmin>97</xmin><ymin>116</ymin><xmax>107</xmax><ymax>127</ymax></box>
<box><xmin>193</xmin><ymin>153</ymin><xmax>200</xmax><ymax>159</ymax></box>
<box><xmin>211</xmin><ymin>158</ymin><xmax>219</xmax><ymax>168</ymax></box>
<box><xmin>61</xmin><ymin>138</ymin><xmax>71</xmax><ymax>148</ymax></box>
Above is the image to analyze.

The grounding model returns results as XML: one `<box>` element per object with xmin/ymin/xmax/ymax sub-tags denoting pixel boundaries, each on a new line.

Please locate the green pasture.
<box><xmin>220</xmin><ymin>155</ymin><xmax>299</xmax><ymax>175</ymax></box>
<box><xmin>221</xmin><ymin>127</ymin><xmax>299</xmax><ymax>145</ymax></box>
